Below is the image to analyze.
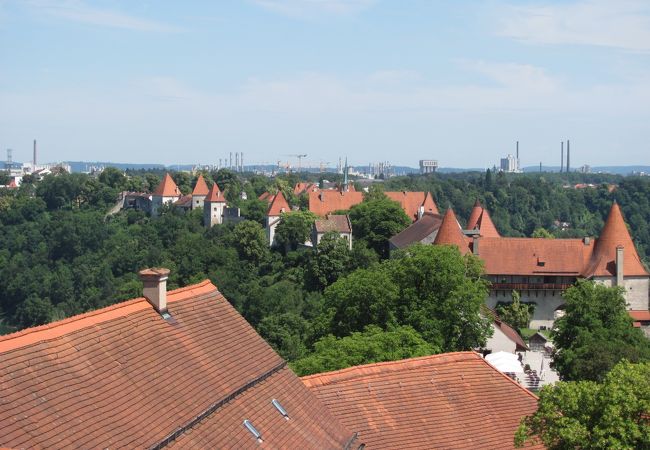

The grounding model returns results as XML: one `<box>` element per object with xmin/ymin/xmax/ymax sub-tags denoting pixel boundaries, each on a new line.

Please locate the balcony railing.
<box><xmin>490</xmin><ymin>283</ymin><xmax>573</xmax><ymax>291</ymax></box>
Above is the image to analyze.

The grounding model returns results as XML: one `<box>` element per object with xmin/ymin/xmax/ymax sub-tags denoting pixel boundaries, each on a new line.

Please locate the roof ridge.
<box><xmin>0</xmin><ymin>280</ymin><xmax>216</xmax><ymax>352</ymax></box>
<box><xmin>301</xmin><ymin>352</ymin><xmax>480</xmax><ymax>387</ymax></box>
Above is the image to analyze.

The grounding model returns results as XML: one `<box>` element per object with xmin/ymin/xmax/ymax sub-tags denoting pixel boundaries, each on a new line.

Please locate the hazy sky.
<box><xmin>1</xmin><ymin>0</ymin><xmax>650</xmax><ymax>168</ymax></box>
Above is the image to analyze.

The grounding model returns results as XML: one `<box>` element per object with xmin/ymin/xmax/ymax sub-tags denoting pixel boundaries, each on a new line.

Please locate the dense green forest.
<box><xmin>1</xmin><ymin>168</ymin><xmax>649</xmax><ymax>372</ymax></box>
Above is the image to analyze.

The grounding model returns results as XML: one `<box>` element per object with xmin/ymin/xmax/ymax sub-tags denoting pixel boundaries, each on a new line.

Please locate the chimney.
<box><xmin>139</xmin><ymin>268</ymin><xmax>170</xmax><ymax>313</ymax></box>
<box><xmin>616</xmin><ymin>246</ymin><xmax>624</xmax><ymax>287</ymax></box>
<box><xmin>566</xmin><ymin>140</ymin><xmax>570</xmax><ymax>172</ymax></box>
<box><xmin>33</xmin><ymin>139</ymin><xmax>37</xmax><ymax>167</ymax></box>
<box><xmin>560</xmin><ymin>141</ymin><xmax>564</xmax><ymax>173</ymax></box>
<box><xmin>472</xmin><ymin>234</ymin><xmax>480</xmax><ymax>255</ymax></box>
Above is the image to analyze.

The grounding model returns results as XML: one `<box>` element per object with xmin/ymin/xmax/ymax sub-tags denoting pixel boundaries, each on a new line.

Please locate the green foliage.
<box><xmin>319</xmin><ymin>244</ymin><xmax>491</xmax><ymax>352</ymax></box>
<box><xmin>349</xmin><ymin>197</ymin><xmax>410</xmax><ymax>258</ymax></box>
<box><xmin>274</xmin><ymin>210</ymin><xmax>316</xmax><ymax>252</ymax></box>
<box><xmin>495</xmin><ymin>291</ymin><xmax>532</xmax><ymax>330</ymax></box>
<box><xmin>515</xmin><ymin>360</ymin><xmax>650</xmax><ymax>450</ymax></box>
<box><xmin>291</xmin><ymin>325</ymin><xmax>438</xmax><ymax>376</ymax></box>
<box><xmin>532</xmin><ymin>227</ymin><xmax>555</xmax><ymax>238</ymax></box>
<box><xmin>230</xmin><ymin>220</ymin><xmax>269</xmax><ymax>265</ymax></box>
<box><xmin>306</xmin><ymin>232</ymin><xmax>352</xmax><ymax>291</ymax></box>
<box><xmin>98</xmin><ymin>167</ymin><xmax>127</xmax><ymax>190</ymax></box>
<box><xmin>551</xmin><ymin>280</ymin><xmax>650</xmax><ymax>381</ymax></box>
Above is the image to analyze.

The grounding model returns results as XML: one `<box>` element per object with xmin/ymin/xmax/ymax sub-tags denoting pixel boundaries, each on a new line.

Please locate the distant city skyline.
<box><xmin>1</xmin><ymin>0</ymin><xmax>650</xmax><ymax>168</ymax></box>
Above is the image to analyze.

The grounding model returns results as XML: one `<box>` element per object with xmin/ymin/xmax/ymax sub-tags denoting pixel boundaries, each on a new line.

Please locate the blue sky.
<box><xmin>1</xmin><ymin>0</ymin><xmax>650</xmax><ymax>168</ymax></box>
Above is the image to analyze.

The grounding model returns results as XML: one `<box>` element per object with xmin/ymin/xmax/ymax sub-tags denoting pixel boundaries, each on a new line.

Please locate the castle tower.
<box><xmin>433</xmin><ymin>208</ymin><xmax>469</xmax><ymax>254</ymax></box>
<box><xmin>466</xmin><ymin>200</ymin><xmax>500</xmax><ymax>238</ymax></box>
<box><xmin>151</xmin><ymin>173</ymin><xmax>182</xmax><ymax>217</ymax></box>
<box><xmin>266</xmin><ymin>191</ymin><xmax>290</xmax><ymax>246</ymax></box>
<box><xmin>191</xmin><ymin>174</ymin><xmax>210</xmax><ymax>210</ymax></box>
<box><xmin>203</xmin><ymin>183</ymin><xmax>227</xmax><ymax>227</ymax></box>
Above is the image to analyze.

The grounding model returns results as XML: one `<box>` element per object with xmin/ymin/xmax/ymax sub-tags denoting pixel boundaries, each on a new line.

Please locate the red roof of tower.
<box><xmin>587</xmin><ymin>202</ymin><xmax>649</xmax><ymax>276</ymax></box>
<box><xmin>153</xmin><ymin>173</ymin><xmax>181</xmax><ymax>197</ymax></box>
<box><xmin>205</xmin><ymin>183</ymin><xmax>226</xmax><ymax>203</ymax></box>
<box><xmin>267</xmin><ymin>191</ymin><xmax>290</xmax><ymax>216</ymax></box>
<box><xmin>0</xmin><ymin>281</ymin><xmax>353</xmax><ymax>448</ymax></box>
<box><xmin>302</xmin><ymin>352</ymin><xmax>542</xmax><ymax>450</ymax></box>
<box><xmin>259</xmin><ymin>191</ymin><xmax>273</xmax><ymax>202</ymax></box>
<box><xmin>434</xmin><ymin>208</ymin><xmax>470</xmax><ymax>254</ymax></box>
<box><xmin>467</xmin><ymin>200</ymin><xmax>500</xmax><ymax>237</ymax></box>
<box><xmin>191</xmin><ymin>174</ymin><xmax>209</xmax><ymax>196</ymax></box>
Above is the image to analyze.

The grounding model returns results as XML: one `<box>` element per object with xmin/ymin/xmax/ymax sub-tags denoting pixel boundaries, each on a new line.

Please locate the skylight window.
<box><xmin>243</xmin><ymin>420</ymin><xmax>262</xmax><ymax>442</ymax></box>
<box><xmin>272</xmin><ymin>399</ymin><xmax>289</xmax><ymax>419</ymax></box>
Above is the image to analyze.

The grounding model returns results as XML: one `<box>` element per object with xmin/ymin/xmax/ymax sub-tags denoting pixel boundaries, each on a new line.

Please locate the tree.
<box><xmin>495</xmin><ymin>290</ymin><xmax>531</xmax><ymax>330</ymax></box>
<box><xmin>291</xmin><ymin>325</ymin><xmax>437</xmax><ymax>376</ymax></box>
<box><xmin>532</xmin><ymin>227</ymin><xmax>554</xmax><ymax>238</ymax></box>
<box><xmin>274</xmin><ymin>211</ymin><xmax>316</xmax><ymax>252</ymax></box>
<box><xmin>14</xmin><ymin>294</ymin><xmax>54</xmax><ymax>327</ymax></box>
<box><xmin>551</xmin><ymin>280</ymin><xmax>650</xmax><ymax>381</ymax></box>
<box><xmin>257</xmin><ymin>312</ymin><xmax>309</xmax><ymax>361</ymax></box>
<box><xmin>98</xmin><ymin>167</ymin><xmax>126</xmax><ymax>190</ymax></box>
<box><xmin>230</xmin><ymin>220</ymin><xmax>269</xmax><ymax>265</ymax></box>
<box><xmin>306</xmin><ymin>232</ymin><xmax>352</xmax><ymax>291</ymax></box>
<box><xmin>515</xmin><ymin>360</ymin><xmax>650</xmax><ymax>450</ymax></box>
<box><xmin>349</xmin><ymin>197</ymin><xmax>410</xmax><ymax>258</ymax></box>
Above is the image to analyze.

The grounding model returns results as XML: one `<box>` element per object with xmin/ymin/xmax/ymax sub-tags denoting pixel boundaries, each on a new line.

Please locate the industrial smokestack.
<box><xmin>516</xmin><ymin>141</ymin><xmax>519</xmax><ymax>160</ymax></box>
<box><xmin>235</xmin><ymin>152</ymin><xmax>239</xmax><ymax>172</ymax></box>
<box><xmin>567</xmin><ymin>140</ymin><xmax>570</xmax><ymax>172</ymax></box>
<box><xmin>33</xmin><ymin>140</ymin><xmax>37</xmax><ymax>167</ymax></box>
<box><xmin>241</xmin><ymin>152</ymin><xmax>244</xmax><ymax>172</ymax></box>
<box><xmin>539</xmin><ymin>162</ymin><xmax>542</xmax><ymax>173</ymax></box>
<box><xmin>229</xmin><ymin>152</ymin><xmax>233</xmax><ymax>170</ymax></box>
<box><xmin>561</xmin><ymin>141</ymin><xmax>564</xmax><ymax>173</ymax></box>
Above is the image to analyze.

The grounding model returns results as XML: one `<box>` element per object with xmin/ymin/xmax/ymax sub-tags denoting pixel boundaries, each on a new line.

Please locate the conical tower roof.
<box><xmin>267</xmin><ymin>191</ymin><xmax>290</xmax><ymax>216</ymax></box>
<box><xmin>466</xmin><ymin>200</ymin><xmax>500</xmax><ymax>238</ymax></box>
<box><xmin>589</xmin><ymin>202</ymin><xmax>648</xmax><ymax>276</ymax></box>
<box><xmin>205</xmin><ymin>183</ymin><xmax>226</xmax><ymax>203</ymax></box>
<box><xmin>153</xmin><ymin>173</ymin><xmax>181</xmax><ymax>197</ymax></box>
<box><xmin>434</xmin><ymin>208</ymin><xmax>469</xmax><ymax>254</ymax></box>
<box><xmin>191</xmin><ymin>174</ymin><xmax>209</xmax><ymax>196</ymax></box>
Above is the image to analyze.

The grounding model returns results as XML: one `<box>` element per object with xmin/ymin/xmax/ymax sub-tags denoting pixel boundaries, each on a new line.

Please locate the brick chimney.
<box><xmin>616</xmin><ymin>246</ymin><xmax>624</xmax><ymax>287</ymax></box>
<box><xmin>472</xmin><ymin>234</ymin><xmax>480</xmax><ymax>256</ymax></box>
<box><xmin>139</xmin><ymin>268</ymin><xmax>170</xmax><ymax>313</ymax></box>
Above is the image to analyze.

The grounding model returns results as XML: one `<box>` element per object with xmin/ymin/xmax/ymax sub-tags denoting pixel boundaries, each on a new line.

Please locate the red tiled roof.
<box><xmin>205</xmin><ymin>183</ymin><xmax>226</xmax><ymax>203</ymax></box>
<box><xmin>308</xmin><ymin>190</ymin><xmax>437</xmax><ymax>221</ymax></box>
<box><xmin>267</xmin><ymin>191</ymin><xmax>290</xmax><ymax>216</ymax></box>
<box><xmin>309</xmin><ymin>190</ymin><xmax>364</xmax><ymax>216</ymax></box>
<box><xmin>191</xmin><ymin>174</ymin><xmax>209</xmax><ymax>196</ymax></box>
<box><xmin>153</xmin><ymin>173</ymin><xmax>181</xmax><ymax>197</ymax></box>
<box><xmin>587</xmin><ymin>202</ymin><xmax>649</xmax><ymax>277</ymax></box>
<box><xmin>629</xmin><ymin>310</ymin><xmax>650</xmax><ymax>321</ymax></box>
<box><xmin>385</xmin><ymin>191</ymin><xmax>438</xmax><ymax>221</ymax></box>
<box><xmin>466</xmin><ymin>200</ymin><xmax>500</xmax><ymax>237</ymax></box>
<box><xmin>293</xmin><ymin>182</ymin><xmax>319</xmax><ymax>196</ymax></box>
<box><xmin>173</xmin><ymin>194</ymin><xmax>192</xmax><ymax>208</ymax></box>
<box><xmin>259</xmin><ymin>191</ymin><xmax>273</xmax><ymax>203</ymax></box>
<box><xmin>302</xmin><ymin>352</ymin><xmax>543</xmax><ymax>450</ymax></box>
<box><xmin>314</xmin><ymin>215</ymin><xmax>352</xmax><ymax>234</ymax></box>
<box><xmin>478</xmin><ymin>237</ymin><xmax>593</xmax><ymax>276</ymax></box>
<box><xmin>434</xmin><ymin>208</ymin><xmax>470</xmax><ymax>254</ymax></box>
<box><xmin>0</xmin><ymin>281</ymin><xmax>353</xmax><ymax>449</ymax></box>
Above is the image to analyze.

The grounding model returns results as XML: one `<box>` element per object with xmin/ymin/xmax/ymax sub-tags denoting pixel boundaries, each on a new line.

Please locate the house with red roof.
<box><xmin>434</xmin><ymin>201</ymin><xmax>650</xmax><ymax>329</ymax></box>
<box><xmin>312</xmin><ymin>214</ymin><xmax>353</xmax><ymax>249</ymax></box>
<box><xmin>151</xmin><ymin>173</ymin><xmax>182</xmax><ymax>217</ymax></box>
<box><xmin>204</xmin><ymin>182</ymin><xmax>227</xmax><ymax>227</ymax></box>
<box><xmin>266</xmin><ymin>191</ymin><xmax>291</xmax><ymax>246</ymax></box>
<box><xmin>191</xmin><ymin>173</ymin><xmax>210</xmax><ymax>210</ymax></box>
<box><xmin>308</xmin><ymin>190</ymin><xmax>438</xmax><ymax>221</ymax></box>
<box><xmin>0</xmin><ymin>269</ymin><xmax>356</xmax><ymax>449</ymax></box>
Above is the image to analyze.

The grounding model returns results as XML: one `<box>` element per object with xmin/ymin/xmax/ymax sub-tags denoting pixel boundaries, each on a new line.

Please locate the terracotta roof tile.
<box><xmin>153</xmin><ymin>173</ymin><xmax>181</xmax><ymax>197</ymax></box>
<box><xmin>385</xmin><ymin>191</ymin><xmax>438</xmax><ymax>221</ymax></box>
<box><xmin>259</xmin><ymin>192</ymin><xmax>273</xmax><ymax>203</ymax></box>
<box><xmin>588</xmin><ymin>202</ymin><xmax>649</xmax><ymax>276</ymax></box>
<box><xmin>294</xmin><ymin>182</ymin><xmax>319</xmax><ymax>196</ymax></box>
<box><xmin>629</xmin><ymin>310</ymin><xmax>650</xmax><ymax>321</ymax></box>
<box><xmin>477</xmin><ymin>237</ymin><xmax>593</xmax><ymax>276</ymax></box>
<box><xmin>191</xmin><ymin>174</ymin><xmax>209</xmax><ymax>196</ymax></box>
<box><xmin>314</xmin><ymin>215</ymin><xmax>352</xmax><ymax>234</ymax></box>
<box><xmin>308</xmin><ymin>191</ymin><xmax>437</xmax><ymax>221</ymax></box>
<box><xmin>466</xmin><ymin>201</ymin><xmax>500</xmax><ymax>237</ymax></box>
<box><xmin>267</xmin><ymin>191</ymin><xmax>290</xmax><ymax>216</ymax></box>
<box><xmin>0</xmin><ymin>281</ymin><xmax>353</xmax><ymax>449</ymax></box>
<box><xmin>434</xmin><ymin>208</ymin><xmax>470</xmax><ymax>254</ymax></box>
<box><xmin>302</xmin><ymin>352</ymin><xmax>542</xmax><ymax>450</ymax></box>
<box><xmin>205</xmin><ymin>183</ymin><xmax>226</xmax><ymax>203</ymax></box>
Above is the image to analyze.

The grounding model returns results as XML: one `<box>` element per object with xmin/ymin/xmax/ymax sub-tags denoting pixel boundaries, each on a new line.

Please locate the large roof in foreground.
<box><xmin>302</xmin><ymin>352</ymin><xmax>543</xmax><ymax>450</ymax></box>
<box><xmin>0</xmin><ymin>281</ymin><xmax>353</xmax><ymax>449</ymax></box>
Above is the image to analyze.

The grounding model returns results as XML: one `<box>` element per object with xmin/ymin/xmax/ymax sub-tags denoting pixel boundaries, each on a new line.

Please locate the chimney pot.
<box><xmin>139</xmin><ymin>268</ymin><xmax>170</xmax><ymax>313</ymax></box>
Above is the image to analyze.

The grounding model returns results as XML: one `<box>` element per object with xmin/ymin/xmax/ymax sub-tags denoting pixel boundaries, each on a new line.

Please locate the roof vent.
<box><xmin>272</xmin><ymin>399</ymin><xmax>289</xmax><ymax>420</ymax></box>
<box><xmin>243</xmin><ymin>420</ymin><xmax>262</xmax><ymax>443</ymax></box>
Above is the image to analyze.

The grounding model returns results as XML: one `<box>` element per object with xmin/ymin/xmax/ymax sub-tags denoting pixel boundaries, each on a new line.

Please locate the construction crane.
<box><xmin>283</xmin><ymin>154</ymin><xmax>308</xmax><ymax>172</ymax></box>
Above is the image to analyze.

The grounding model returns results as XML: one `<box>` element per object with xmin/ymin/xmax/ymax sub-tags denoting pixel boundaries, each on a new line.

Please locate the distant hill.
<box><xmin>522</xmin><ymin>165</ymin><xmax>650</xmax><ymax>175</ymax></box>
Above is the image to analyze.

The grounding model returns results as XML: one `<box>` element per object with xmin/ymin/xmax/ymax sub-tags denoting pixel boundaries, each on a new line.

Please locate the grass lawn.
<box><xmin>519</xmin><ymin>328</ymin><xmax>537</xmax><ymax>341</ymax></box>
